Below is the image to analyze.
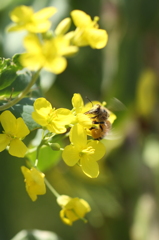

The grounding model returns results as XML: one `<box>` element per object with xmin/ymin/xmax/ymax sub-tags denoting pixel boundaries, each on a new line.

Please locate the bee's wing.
<box><xmin>103</xmin><ymin>129</ymin><xmax>122</xmax><ymax>140</ymax></box>
<box><xmin>107</xmin><ymin>97</ymin><xmax>127</xmax><ymax>112</ymax></box>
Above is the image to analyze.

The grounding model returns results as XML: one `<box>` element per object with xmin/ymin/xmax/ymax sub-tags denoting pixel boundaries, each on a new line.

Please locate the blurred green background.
<box><xmin>0</xmin><ymin>0</ymin><xmax>159</xmax><ymax>239</ymax></box>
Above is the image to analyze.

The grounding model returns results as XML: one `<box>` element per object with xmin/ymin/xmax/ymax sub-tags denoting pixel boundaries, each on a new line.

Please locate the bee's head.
<box><xmin>86</xmin><ymin>104</ymin><xmax>101</xmax><ymax>114</ymax></box>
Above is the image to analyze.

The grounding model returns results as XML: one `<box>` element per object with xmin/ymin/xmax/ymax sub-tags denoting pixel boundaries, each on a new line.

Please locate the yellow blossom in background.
<box><xmin>0</xmin><ymin>111</ymin><xmax>30</xmax><ymax>157</ymax></box>
<box><xmin>57</xmin><ymin>195</ymin><xmax>91</xmax><ymax>225</ymax></box>
<box><xmin>7</xmin><ymin>5</ymin><xmax>57</xmax><ymax>33</ymax></box>
<box><xmin>70</xmin><ymin>10</ymin><xmax>108</xmax><ymax>49</ymax></box>
<box><xmin>20</xmin><ymin>34</ymin><xmax>78</xmax><ymax>74</ymax></box>
<box><xmin>62</xmin><ymin>123</ymin><xmax>106</xmax><ymax>178</ymax></box>
<box><xmin>21</xmin><ymin>166</ymin><xmax>46</xmax><ymax>201</ymax></box>
<box><xmin>32</xmin><ymin>98</ymin><xmax>74</xmax><ymax>133</ymax></box>
<box><xmin>136</xmin><ymin>69</ymin><xmax>157</xmax><ymax>117</ymax></box>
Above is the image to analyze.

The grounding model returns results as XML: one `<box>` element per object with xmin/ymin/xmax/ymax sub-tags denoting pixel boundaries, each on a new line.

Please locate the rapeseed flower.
<box><xmin>70</xmin><ymin>10</ymin><xmax>108</xmax><ymax>49</ymax></box>
<box><xmin>21</xmin><ymin>166</ymin><xmax>46</xmax><ymax>201</ymax></box>
<box><xmin>0</xmin><ymin>111</ymin><xmax>30</xmax><ymax>157</ymax></box>
<box><xmin>57</xmin><ymin>195</ymin><xmax>91</xmax><ymax>225</ymax></box>
<box><xmin>20</xmin><ymin>34</ymin><xmax>78</xmax><ymax>74</ymax></box>
<box><xmin>32</xmin><ymin>98</ymin><xmax>74</xmax><ymax>133</ymax></box>
<box><xmin>62</xmin><ymin>123</ymin><xmax>106</xmax><ymax>178</ymax></box>
<box><xmin>7</xmin><ymin>5</ymin><xmax>57</xmax><ymax>33</ymax></box>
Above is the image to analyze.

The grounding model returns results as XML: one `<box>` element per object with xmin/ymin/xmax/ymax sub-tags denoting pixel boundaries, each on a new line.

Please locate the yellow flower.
<box><xmin>0</xmin><ymin>111</ymin><xmax>30</xmax><ymax>157</ymax></box>
<box><xmin>21</xmin><ymin>166</ymin><xmax>46</xmax><ymax>201</ymax></box>
<box><xmin>7</xmin><ymin>5</ymin><xmax>57</xmax><ymax>33</ymax></box>
<box><xmin>71</xmin><ymin>93</ymin><xmax>92</xmax><ymax>128</ymax></box>
<box><xmin>20</xmin><ymin>34</ymin><xmax>78</xmax><ymax>74</ymax></box>
<box><xmin>70</xmin><ymin>10</ymin><xmax>108</xmax><ymax>49</ymax></box>
<box><xmin>62</xmin><ymin>124</ymin><xmax>106</xmax><ymax>178</ymax></box>
<box><xmin>57</xmin><ymin>195</ymin><xmax>91</xmax><ymax>225</ymax></box>
<box><xmin>32</xmin><ymin>98</ymin><xmax>74</xmax><ymax>133</ymax></box>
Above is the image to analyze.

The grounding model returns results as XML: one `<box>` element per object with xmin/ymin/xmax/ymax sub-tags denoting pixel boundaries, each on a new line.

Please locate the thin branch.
<box><xmin>0</xmin><ymin>68</ymin><xmax>41</xmax><ymax>111</ymax></box>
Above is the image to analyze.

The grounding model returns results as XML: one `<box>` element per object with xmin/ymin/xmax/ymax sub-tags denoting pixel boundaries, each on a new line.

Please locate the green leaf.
<box><xmin>12</xmin><ymin>54</ymin><xmax>24</xmax><ymax>70</ymax></box>
<box><xmin>0</xmin><ymin>58</ymin><xmax>11</xmax><ymax>70</ymax></box>
<box><xmin>0</xmin><ymin>57</ymin><xmax>18</xmax><ymax>90</ymax></box>
<box><xmin>0</xmin><ymin>71</ymin><xmax>32</xmax><ymax>98</ymax></box>
<box><xmin>0</xmin><ymin>56</ymin><xmax>32</xmax><ymax>97</ymax></box>
<box><xmin>0</xmin><ymin>69</ymin><xmax>17</xmax><ymax>90</ymax></box>
<box><xmin>11</xmin><ymin>98</ymin><xmax>40</xmax><ymax>131</ymax></box>
<box><xmin>27</xmin><ymin>145</ymin><xmax>61</xmax><ymax>172</ymax></box>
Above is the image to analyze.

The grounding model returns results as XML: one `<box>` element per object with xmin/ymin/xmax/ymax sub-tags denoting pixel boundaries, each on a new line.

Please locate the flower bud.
<box><xmin>49</xmin><ymin>143</ymin><xmax>61</xmax><ymax>151</ymax></box>
<box><xmin>55</xmin><ymin>18</ymin><xmax>71</xmax><ymax>35</ymax></box>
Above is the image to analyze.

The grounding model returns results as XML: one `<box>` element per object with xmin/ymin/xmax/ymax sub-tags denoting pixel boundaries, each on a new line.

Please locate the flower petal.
<box><xmin>9</xmin><ymin>5</ymin><xmax>33</xmax><ymax>23</ymax></box>
<box><xmin>45</xmin><ymin>56</ymin><xmax>67</xmax><ymax>74</ymax></box>
<box><xmin>9</xmin><ymin>139</ymin><xmax>28</xmax><ymax>157</ymax></box>
<box><xmin>71</xmin><ymin>10</ymin><xmax>92</xmax><ymax>27</ymax></box>
<box><xmin>60</xmin><ymin>209</ymin><xmax>73</xmax><ymax>225</ymax></box>
<box><xmin>62</xmin><ymin>145</ymin><xmax>79</xmax><ymax>166</ymax></box>
<box><xmin>0</xmin><ymin>111</ymin><xmax>16</xmax><ymax>134</ymax></box>
<box><xmin>47</xmin><ymin>121</ymin><xmax>66</xmax><ymax>134</ymax></box>
<box><xmin>33</xmin><ymin>98</ymin><xmax>52</xmax><ymax>116</ymax></box>
<box><xmin>0</xmin><ymin>134</ymin><xmax>10</xmax><ymax>152</ymax></box>
<box><xmin>57</xmin><ymin>195</ymin><xmax>71</xmax><ymax>207</ymax></box>
<box><xmin>66</xmin><ymin>198</ymin><xmax>91</xmax><ymax>218</ymax></box>
<box><xmin>15</xmin><ymin>118</ymin><xmax>30</xmax><ymax>138</ymax></box>
<box><xmin>76</xmin><ymin>113</ymin><xmax>92</xmax><ymax>128</ymax></box>
<box><xmin>33</xmin><ymin>7</ymin><xmax>57</xmax><ymax>20</ymax></box>
<box><xmin>72</xmin><ymin>93</ymin><xmax>84</xmax><ymax>113</ymax></box>
<box><xmin>70</xmin><ymin>123</ymin><xmax>87</xmax><ymax>148</ymax></box>
<box><xmin>32</xmin><ymin>111</ymin><xmax>48</xmax><ymax>126</ymax></box>
<box><xmin>20</xmin><ymin>53</ymin><xmax>44</xmax><ymax>70</ymax></box>
<box><xmin>55</xmin><ymin>108</ymin><xmax>74</xmax><ymax>125</ymax></box>
<box><xmin>109</xmin><ymin>111</ymin><xmax>117</xmax><ymax>124</ymax></box>
<box><xmin>27</xmin><ymin>21</ymin><xmax>52</xmax><ymax>33</ymax></box>
<box><xmin>23</xmin><ymin>34</ymin><xmax>42</xmax><ymax>52</ymax></box>
<box><xmin>87</xmin><ymin>140</ymin><xmax>106</xmax><ymax>161</ymax></box>
<box><xmin>80</xmin><ymin>156</ymin><xmax>99</xmax><ymax>178</ymax></box>
<box><xmin>85</xmin><ymin>28</ymin><xmax>108</xmax><ymax>49</ymax></box>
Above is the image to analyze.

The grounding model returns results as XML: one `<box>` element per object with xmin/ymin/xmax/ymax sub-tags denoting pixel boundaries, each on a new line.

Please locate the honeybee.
<box><xmin>84</xmin><ymin>104</ymin><xmax>112</xmax><ymax>140</ymax></box>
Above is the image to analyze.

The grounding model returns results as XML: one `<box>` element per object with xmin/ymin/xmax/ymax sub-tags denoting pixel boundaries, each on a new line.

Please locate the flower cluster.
<box><xmin>0</xmin><ymin>93</ymin><xmax>116</xmax><ymax>224</ymax></box>
<box><xmin>31</xmin><ymin>93</ymin><xmax>116</xmax><ymax>178</ymax></box>
<box><xmin>7</xmin><ymin>5</ymin><xmax>108</xmax><ymax>74</ymax></box>
<box><xmin>0</xmin><ymin>5</ymin><xmax>112</xmax><ymax>226</ymax></box>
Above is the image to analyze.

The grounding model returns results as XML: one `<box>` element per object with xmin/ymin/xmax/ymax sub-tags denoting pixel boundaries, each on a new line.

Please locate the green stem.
<box><xmin>0</xmin><ymin>68</ymin><xmax>41</xmax><ymax>111</ymax></box>
<box><xmin>34</xmin><ymin>130</ymin><xmax>46</xmax><ymax>167</ymax></box>
<box><xmin>44</xmin><ymin>178</ymin><xmax>60</xmax><ymax>198</ymax></box>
